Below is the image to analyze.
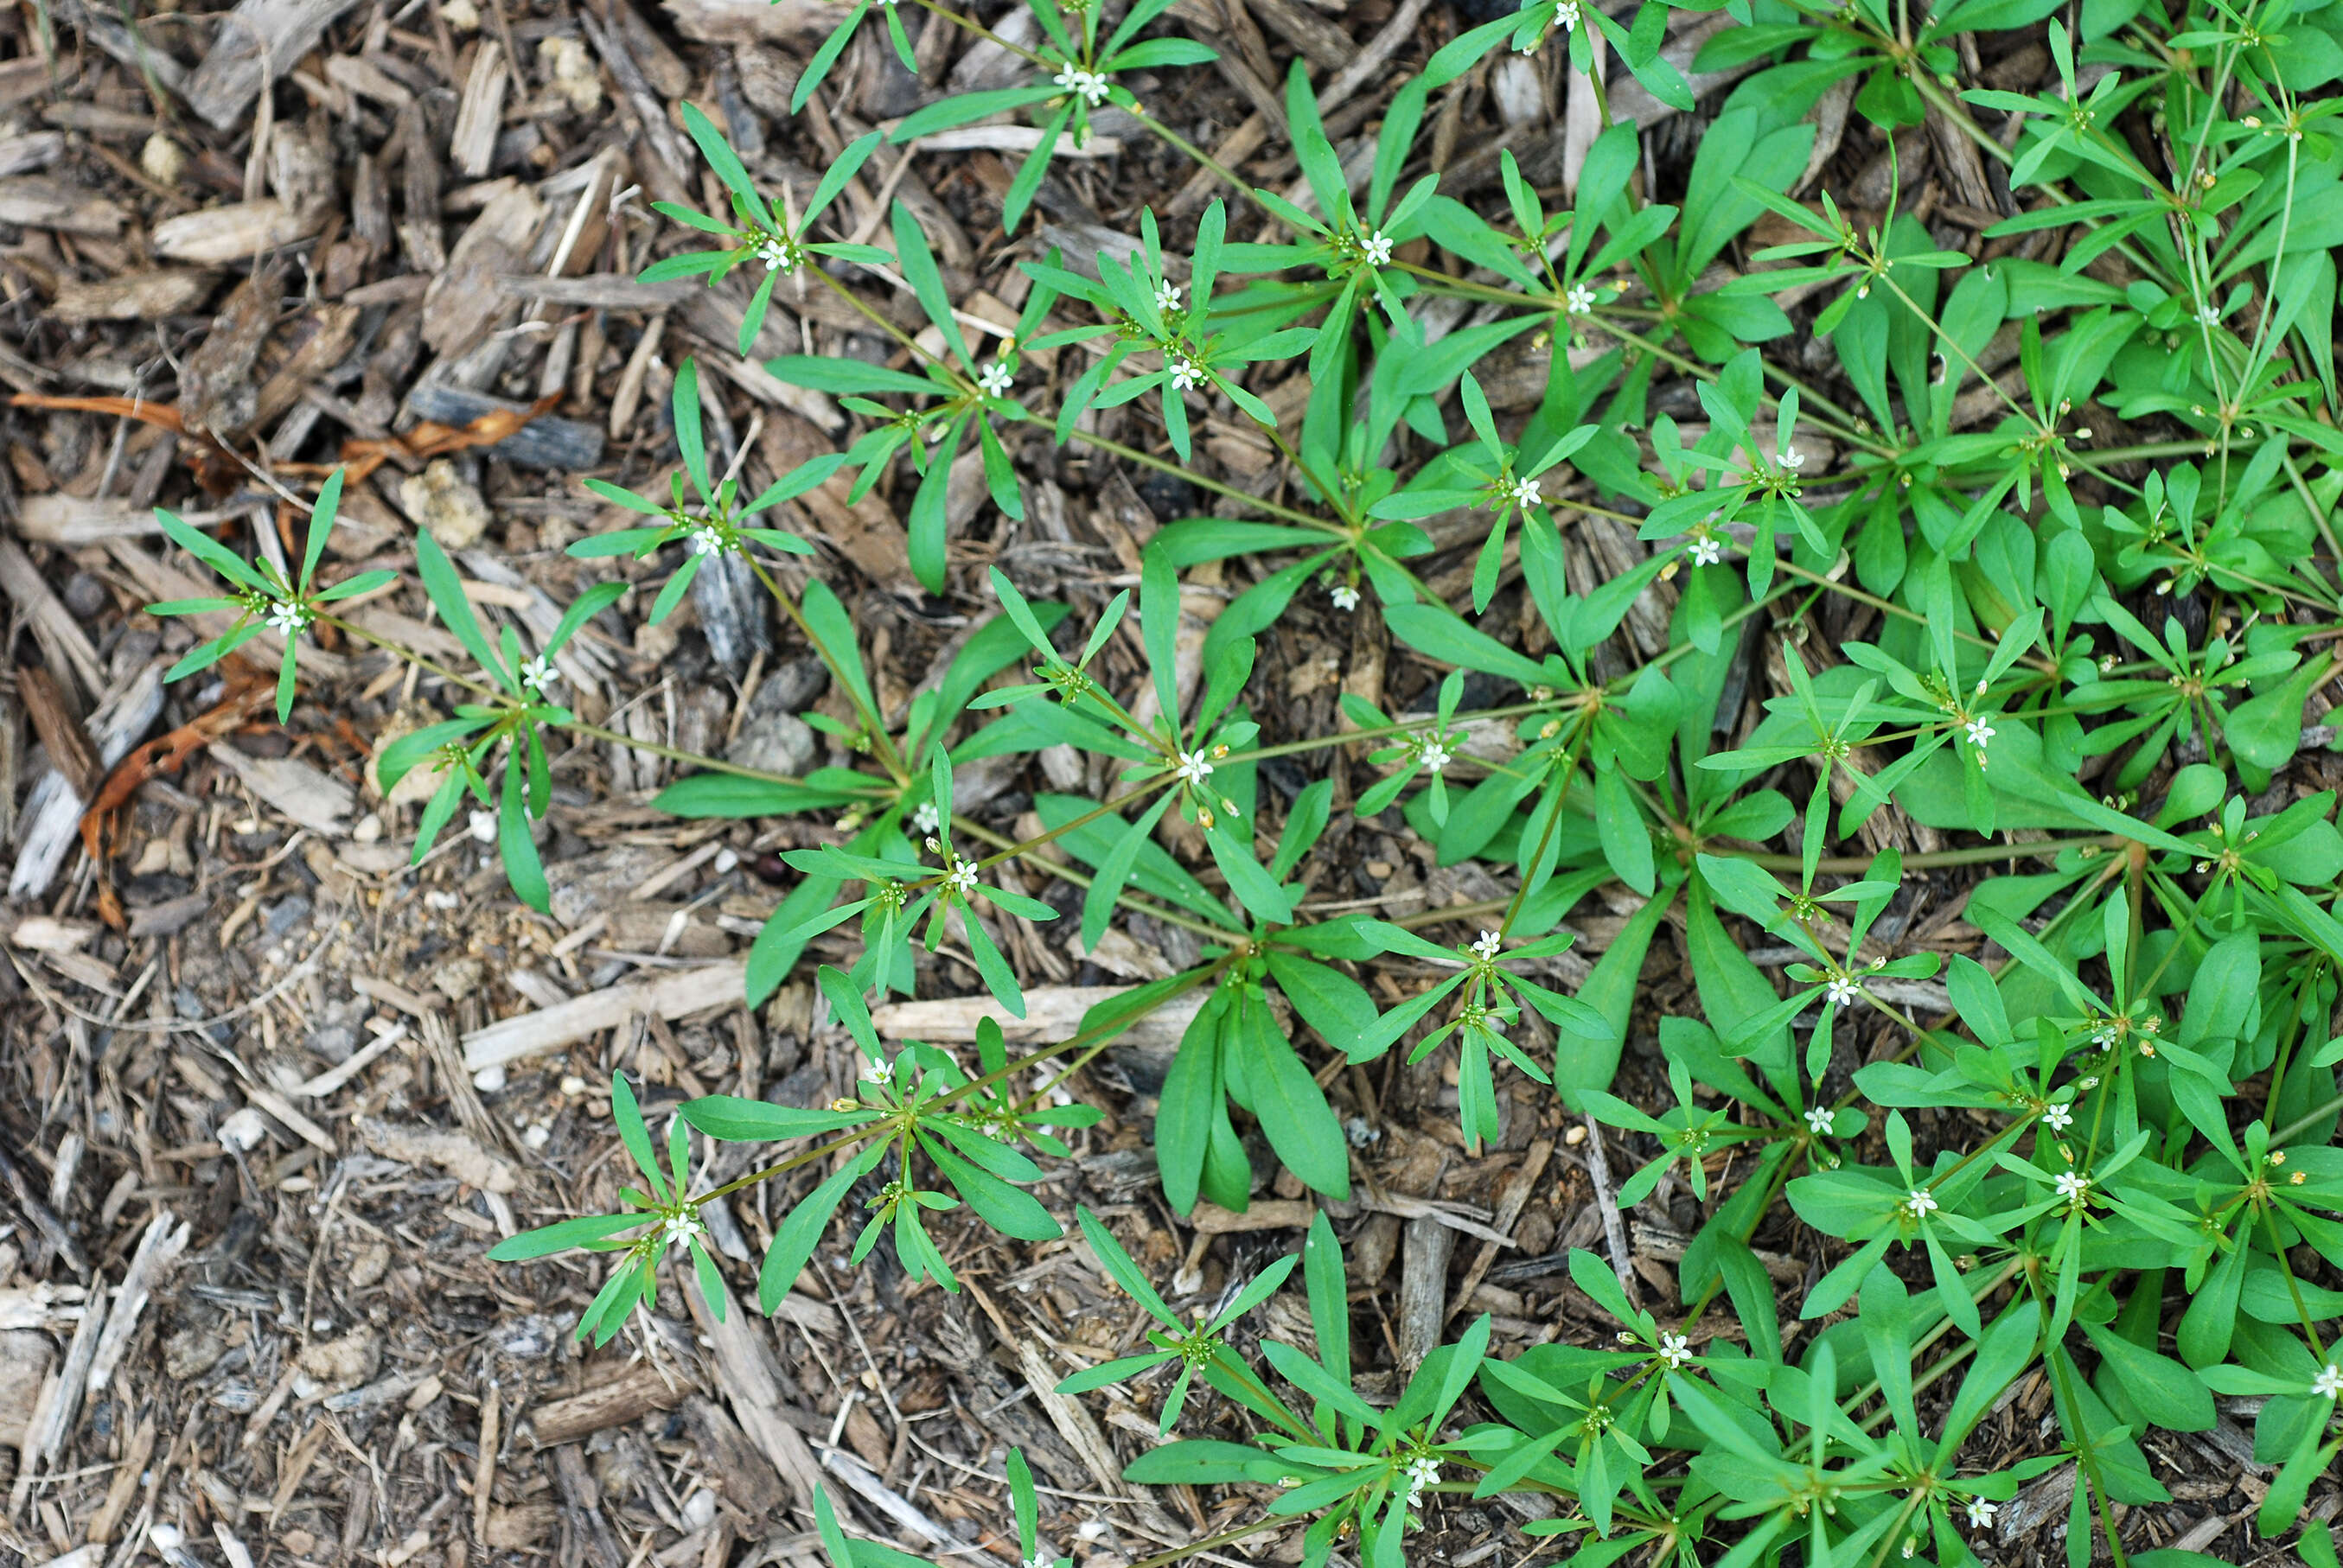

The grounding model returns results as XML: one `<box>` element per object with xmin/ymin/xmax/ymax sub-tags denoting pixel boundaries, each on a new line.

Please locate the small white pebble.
<box><xmin>559</xmin><ymin>1074</ymin><xmax>587</xmax><ymax>1096</ymax></box>
<box><xmin>218</xmin><ymin>1107</ymin><xmax>270</xmax><ymax>1152</ymax></box>
<box><xmin>468</xmin><ymin>810</ymin><xmax>496</xmax><ymax>844</ymax></box>
<box><xmin>520</xmin><ymin>1124</ymin><xmax>552</xmax><ymax>1151</ymax></box>
<box><xmin>472</xmin><ymin>1064</ymin><xmax>508</xmax><ymax>1093</ymax></box>
<box><xmin>713</xmin><ymin>847</ymin><xmax>739</xmax><ymax>874</ymax></box>
<box><xmin>352</xmin><ymin>813</ymin><xmax>383</xmax><ymax>844</ymax></box>
<box><xmin>425</xmin><ymin>890</ymin><xmax>461</xmax><ymax>911</ymax></box>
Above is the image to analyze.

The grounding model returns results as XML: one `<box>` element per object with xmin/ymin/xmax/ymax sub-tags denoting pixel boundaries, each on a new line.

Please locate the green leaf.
<box><xmin>157</xmin><ymin>508</ymin><xmax>270</xmax><ymax>593</ymax></box>
<box><xmin>1122</xmin><ymin>1441</ymin><xmax>1271</xmax><ymax>1484</ymax></box>
<box><xmin>499</xmin><ymin>748</ymin><xmax>550</xmax><ymax>913</ymax></box>
<box><xmin>921</xmin><ymin>1135</ymin><xmax>1062</xmax><ymax>1240</ymax></box>
<box><xmin>762</xmin><ymin>1143</ymin><xmax>886</xmax><ymax>1312</ymax></box>
<box><xmin>414</xmin><ymin>526</ymin><xmax>510</xmax><ymax>692</ymax></box>
<box><xmin>1206</xmin><ymin>815</ymin><xmax>1294</xmax><ymax>925</ymax></box>
<box><xmin>1077</xmin><ymin>1206</ymin><xmax>1182</xmax><ymax>1327</ymax></box>
<box><xmin>891</xmin><ymin>201</ymin><xmax>974</xmax><ymax>370</ymax></box>
<box><xmin>1557</xmin><ymin>893</ymin><xmax>1669</xmax><ymax>1108</ymax></box>
<box><xmin>610</xmin><ymin>1073</ymin><xmax>666</xmax><ymax>1201</ymax></box>
<box><xmin>1594</xmin><ymin>766</ymin><xmax>1655</xmax><ymax>896</ymax></box>
<box><xmin>1235</xmin><ymin>991</ymin><xmax>1350</xmax><ymax>1198</ymax></box>
<box><xmin>682</xmin><ymin>102</ymin><xmax>770</xmax><ymax>227</ymax></box>
<box><xmin>679</xmin><ymin>1097</ymin><xmax>876</xmax><ymax>1141</ymax></box>
<box><xmin>2083</xmin><ymin>1321</ymin><xmax>2215</xmax><ymax>1432</ymax></box>
<box><xmin>301</xmin><ymin>468</ymin><xmax>343</xmax><ymax>592</ymax></box>
<box><xmin>487</xmin><ymin>1212</ymin><xmax>648</xmax><ymax>1260</ymax></box>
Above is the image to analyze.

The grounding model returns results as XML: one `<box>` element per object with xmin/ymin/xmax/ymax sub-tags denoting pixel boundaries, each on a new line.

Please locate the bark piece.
<box><xmin>206</xmin><ymin>741</ymin><xmax>355</xmax><ymax>835</ymax></box>
<box><xmin>462</xmin><ymin>960</ymin><xmax>747</xmax><ymax>1072</ymax></box>
<box><xmin>49</xmin><ymin>269</ymin><xmax>218</xmax><ymax>322</ymax></box>
<box><xmin>402</xmin><ymin>384</ymin><xmax>605</xmax><ymax>470</ymax></box>
<box><xmin>1396</xmin><ymin>1214</ymin><xmax>1453</xmax><ymax>1368</ymax></box>
<box><xmin>182</xmin><ymin>0</ymin><xmax>368</xmax><ymax>129</ymax></box>
<box><xmin>449</xmin><ymin>42</ymin><xmax>508</xmax><ymax>178</ymax></box>
<box><xmin>0</xmin><ymin>177</ymin><xmax>126</xmax><ymax>235</ymax></box>
<box><xmin>152</xmin><ymin>200</ymin><xmax>322</xmax><ymax>264</ymax></box>
<box><xmin>356</xmin><ymin>1119</ymin><xmax>520</xmax><ymax>1192</ymax></box>
<box><xmin>526</xmin><ymin>1367</ymin><xmax>687</xmax><ymax>1448</ymax></box>
<box><xmin>421</xmin><ymin>183</ymin><xmax>547</xmax><ymax>357</ymax></box>
<box><xmin>661</xmin><ymin>0</ymin><xmax>833</xmax><ymax>42</ymax></box>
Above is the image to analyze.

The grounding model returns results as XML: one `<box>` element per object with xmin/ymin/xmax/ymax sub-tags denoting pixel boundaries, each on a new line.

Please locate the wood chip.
<box><xmin>449</xmin><ymin>42</ymin><xmax>509</xmax><ymax>179</ymax></box>
<box><xmin>181</xmin><ymin>0</ymin><xmax>368</xmax><ymax>128</ymax></box>
<box><xmin>871</xmin><ymin>985</ymin><xmax>1204</xmax><ymax>1047</ymax></box>
<box><xmin>0</xmin><ymin>176</ymin><xmax>127</xmax><ymax>234</ymax></box>
<box><xmin>527</xmin><ymin>1367</ymin><xmax>688</xmax><ymax>1448</ymax></box>
<box><xmin>16</xmin><ymin>494</ymin><xmax>170</xmax><ymax>543</ymax></box>
<box><xmin>48</xmin><ymin>269</ymin><xmax>218</xmax><ymax>322</ymax></box>
<box><xmin>87</xmin><ymin>1211</ymin><xmax>189</xmax><ymax>1394</ymax></box>
<box><xmin>463</xmin><ymin>959</ymin><xmax>747</xmax><ymax>1072</ymax></box>
<box><xmin>1395</xmin><ymin>1214</ymin><xmax>1452</xmax><ymax>1368</ymax></box>
<box><xmin>356</xmin><ymin>1119</ymin><xmax>520</xmax><ymax>1192</ymax></box>
<box><xmin>205</xmin><ymin>743</ymin><xmax>356</xmax><ymax>836</ymax></box>
<box><xmin>151</xmin><ymin>200</ymin><xmax>323</xmax><ymax>264</ymax></box>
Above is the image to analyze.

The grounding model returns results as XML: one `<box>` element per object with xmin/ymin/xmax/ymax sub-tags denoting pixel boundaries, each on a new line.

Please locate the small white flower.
<box><xmin>1826</xmin><ymin>974</ymin><xmax>1860</xmax><ymax>1008</ymax></box>
<box><xmin>687</xmin><ymin>525</ymin><xmax>728</xmax><ymax>557</ymax></box>
<box><xmin>1657</xmin><ymin>1333</ymin><xmax>1693</xmax><ymax>1368</ymax></box>
<box><xmin>1778</xmin><ymin>444</ymin><xmax>1805</xmax><ymax>470</ymax></box>
<box><xmin>1555</xmin><ymin>0</ymin><xmax>1580</xmax><ymax>28</ymax></box>
<box><xmin>1804</xmin><ymin>1106</ymin><xmax>1833</xmax><ymax>1136</ymax></box>
<box><xmin>1472</xmin><ymin>930</ymin><xmax>1503</xmax><ymax>960</ymax></box>
<box><xmin>1052</xmin><ymin>66</ymin><xmax>1109</xmax><ymax>104</ymax></box>
<box><xmin>519</xmin><ymin>653</ymin><xmax>556</xmax><ymax>695</ymax></box>
<box><xmin>2091</xmin><ymin>1020</ymin><xmax>2122</xmax><ymax>1049</ymax></box>
<box><xmin>1359</xmin><ymin>230</ymin><xmax>1394</xmax><ymax>267</ymax></box>
<box><xmin>1025</xmin><ymin>1554</ymin><xmax>1051</xmax><ymax>1568</ymax></box>
<box><xmin>1565</xmin><ymin>283</ymin><xmax>1598</xmax><ymax>315</ymax></box>
<box><xmin>1964</xmin><ymin>717</ymin><xmax>1995</xmax><ymax>748</ymax></box>
<box><xmin>2054</xmin><ymin>1170</ymin><xmax>2091</xmax><ymax>1204</ymax></box>
<box><xmin>1688</xmin><ymin>532</ymin><xmax>1722</xmax><ymax>568</ymax></box>
<box><xmin>265</xmin><ymin>598</ymin><xmax>309</xmax><ymax>636</ymax></box>
<box><xmin>1166</xmin><ymin>352</ymin><xmax>1206</xmax><ymax>392</ymax></box>
<box><xmin>978</xmin><ymin>360</ymin><xmax>1014</xmax><ymax>397</ymax></box>
<box><xmin>1509</xmin><ymin>475</ymin><xmax>1542</xmax><ymax>508</ymax></box>
<box><xmin>1174</xmin><ymin>749</ymin><xmax>1215</xmax><ymax>787</ymax></box>
<box><xmin>912</xmin><ymin>800</ymin><xmax>941</xmax><ymax>835</ymax></box>
<box><xmin>943</xmin><ymin>857</ymin><xmax>980</xmax><ymax>897</ymax></box>
<box><xmin>2043</xmin><ymin>1102</ymin><xmax>2073</xmax><ymax>1132</ymax></box>
<box><xmin>1155</xmin><ymin>279</ymin><xmax>1183</xmax><ymax>314</ymax></box>
<box><xmin>2313</xmin><ymin>1363</ymin><xmax>2343</xmax><ymax>1399</ymax></box>
<box><xmin>1963</xmin><ymin>1496</ymin><xmax>1997</xmax><ymax>1529</ymax></box>
<box><xmin>1418</xmin><ymin>739</ymin><xmax>1452</xmax><ymax>774</ymax></box>
<box><xmin>757</xmin><ymin>234</ymin><xmax>803</xmax><ymax>272</ymax></box>
<box><xmin>1905</xmin><ymin>1188</ymin><xmax>1938</xmax><ymax>1219</ymax></box>
<box><xmin>863</xmin><ymin>1055</ymin><xmax>893</xmax><ymax>1086</ymax></box>
<box><xmin>1330</xmin><ymin>583</ymin><xmax>1361</xmax><ymax>612</ymax></box>
<box><xmin>2194</xmin><ymin>302</ymin><xmax>2220</xmax><ymax>327</ymax></box>
<box><xmin>656</xmin><ymin>1209</ymin><xmax>705</xmax><ymax>1253</ymax></box>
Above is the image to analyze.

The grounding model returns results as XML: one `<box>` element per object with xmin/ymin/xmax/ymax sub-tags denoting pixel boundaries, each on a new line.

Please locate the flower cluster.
<box><xmin>1051</xmin><ymin>64</ymin><xmax>1111</xmax><ymax>103</ymax></box>
<box><xmin>1401</xmin><ymin>1453</ymin><xmax>1441</xmax><ymax>1512</ymax></box>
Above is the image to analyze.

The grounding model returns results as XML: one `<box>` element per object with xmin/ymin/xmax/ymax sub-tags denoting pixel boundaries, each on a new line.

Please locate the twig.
<box><xmin>1580</xmin><ymin>1113</ymin><xmax>1638</xmax><ymax>1307</ymax></box>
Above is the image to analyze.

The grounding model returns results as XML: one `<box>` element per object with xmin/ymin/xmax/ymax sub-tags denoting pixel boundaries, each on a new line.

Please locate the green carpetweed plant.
<box><xmin>132</xmin><ymin>0</ymin><xmax>2343</xmax><ymax>1558</ymax></box>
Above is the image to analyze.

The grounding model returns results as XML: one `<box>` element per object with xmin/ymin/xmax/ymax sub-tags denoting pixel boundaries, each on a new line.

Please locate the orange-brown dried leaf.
<box><xmin>80</xmin><ymin>669</ymin><xmax>275</xmax><ymax>883</ymax></box>
<box><xmin>334</xmin><ymin>393</ymin><xmax>561</xmax><ymax>484</ymax></box>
